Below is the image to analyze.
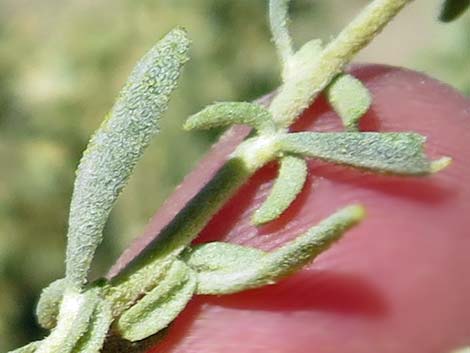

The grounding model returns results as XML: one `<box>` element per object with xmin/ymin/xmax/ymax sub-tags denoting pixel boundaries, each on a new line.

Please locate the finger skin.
<box><xmin>113</xmin><ymin>65</ymin><xmax>470</xmax><ymax>353</ymax></box>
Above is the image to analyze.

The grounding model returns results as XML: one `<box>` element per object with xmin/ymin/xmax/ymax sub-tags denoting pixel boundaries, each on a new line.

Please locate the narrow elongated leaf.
<box><xmin>438</xmin><ymin>0</ymin><xmax>470</xmax><ymax>22</ymax></box>
<box><xmin>190</xmin><ymin>205</ymin><xmax>364</xmax><ymax>295</ymax></box>
<box><xmin>184</xmin><ymin>102</ymin><xmax>275</xmax><ymax>134</ymax></box>
<box><xmin>182</xmin><ymin>242</ymin><xmax>266</xmax><ymax>295</ymax></box>
<box><xmin>71</xmin><ymin>300</ymin><xmax>113</xmax><ymax>353</ymax></box>
<box><xmin>36</xmin><ymin>278</ymin><xmax>66</xmax><ymax>329</ymax></box>
<box><xmin>279</xmin><ymin>132</ymin><xmax>451</xmax><ymax>175</ymax></box>
<box><xmin>66</xmin><ymin>28</ymin><xmax>190</xmax><ymax>288</ymax></box>
<box><xmin>183</xmin><ymin>242</ymin><xmax>266</xmax><ymax>273</ymax></box>
<box><xmin>35</xmin><ymin>290</ymin><xmax>100</xmax><ymax>353</ymax></box>
<box><xmin>327</xmin><ymin>74</ymin><xmax>371</xmax><ymax>131</ymax></box>
<box><xmin>117</xmin><ymin>260</ymin><xmax>196</xmax><ymax>341</ymax></box>
<box><xmin>252</xmin><ymin>155</ymin><xmax>307</xmax><ymax>225</ymax></box>
<box><xmin>262</xmin><ymin>205</ymin><xmax>364</xmax><ymax>278</ymax></box>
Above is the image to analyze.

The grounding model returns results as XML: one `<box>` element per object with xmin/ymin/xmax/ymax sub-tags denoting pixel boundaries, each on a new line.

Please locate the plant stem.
<box><xmin>106</xmin><ymin>159</ymin><xmax>253</xmax><ymax>316</ymax></box>
<box><xmin>269</xmin><ymin>0</ymin><xmax>412</xmax><ymax>128</ymax></box>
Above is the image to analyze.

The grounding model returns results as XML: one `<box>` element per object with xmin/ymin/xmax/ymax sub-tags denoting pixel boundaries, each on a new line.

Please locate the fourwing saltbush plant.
<box><xmin>8</xmin><ymin>1</ymin><xmax>467</xmax><ymax>353</ymax></box>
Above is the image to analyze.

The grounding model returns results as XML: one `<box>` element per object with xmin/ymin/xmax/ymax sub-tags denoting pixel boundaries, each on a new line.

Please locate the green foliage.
<box><xmin>35</xmin><ymin>290</ymin><xmax>101</xmax><ymax>353</ymax></box>
<box><xmin>183</xmin><ymin>242</ymin><xmax>266</xmax><ymax>274</ymax></box>
<box><xmin>186</xmin><ymin>205</ymin><xmax>364</xmax><ymax>295</ymax></box>
<box><xmin>0</xmin><ymin>0</ymin><xmax>466</xmax><ymax>351</ymax></box>
<box><xmin>66</xmin><ymin>28</ymin><xmax>190</xmax><ymax>289</ymax></box>
<box><xmin>184</xmin><ymin>102</ymin><xmax>275</xmax><ymax>134</ymax></box>
<box><xmin>279</xmin><ymin>132</ymin><xmax>450</xmax><ymax>175</ymax></box>
<box><xmin>269</xmin><ymin>0</ymin><xmax>294</xmax><ymax>66</ymax></box>
<box><xmin>11</xmin><ymin>28</ymin><xmax>192</xmax><ymax>353</ymax></box>
<box><xmin>117</xmin><ymin>260</ymin><xmax>195</xmax><ymax>341</ymax></box>
<box><xmin>36</xmin><ymin>279</ymin><xmax>66</xmax><ymax>330</ymax></box>
<box><xmin>262</xmin><ymin>205</ymin><xmax>364</xmax><ymax>279</ymax></box>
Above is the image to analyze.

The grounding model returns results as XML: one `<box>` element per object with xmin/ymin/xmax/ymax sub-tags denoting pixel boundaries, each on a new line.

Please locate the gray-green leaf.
<box><xmin>279</xmin><ymin>132</ymin><xmax>451</xmax><ymax>175</ymax></box>
<box><xmin>269</xmin><ymin>0</ymin><xmax>294</xmax><ymax>66</ymax></box>
<box><xmin>252</xmin><ymin>155</ymin><xmax>307</xmax><ymax>225</ymax></box>
<box><xmin>284</xmin><ymin>39</ymin><xmax>323</xmax><ymax>81</ymax></box>
<box><xmin>36</xmin><ymin>278</ymin><xmax>67</xmax><ymax>330</ymax></box>
<box><xmin>188</xmin><ymin>205</ymin><xmax>364</xmax><ymax>295</ymax></box>
<box><xmin>65</xmin><ymin>28</ymin><xmax>190</xmax><ymax>288</ymax></box>
<box><xmin>326</xmin><ymin>74</ymin><xmax>371</xmax><ymax>131</ymax></box>
<box><xmin>184</xmin><ymin>102</ymin><xmax>275</xmax><ymax>135</ymax></box>
<box><xmin>183</xmin><ymin>242</ymin><xmax>266</xmax><ymax>274</ymax></box>
<box><xmin>117</xmin><ymin>260</ymin><xmax>196</xmax><ymax>341</ymax></box>
<box><xmin>183</xmin><ymin>242</ymin><xmax>266</xmax><ymax>295</ymax></box>
<box><xmin>71</xmin><ymin>299</ymin><xmax>113</xmax><ymax>353</ymax></box>
<box><xmin>35</xmin><ymin>290</ymin><xmax>101</xmax><ymax>353</ymax></box>
<box><xmin>438</xmin><ymin>0</ymin><xmax>470</xmax><ymax>22</ymax></box>
<box><xmin>263</xmin><ymin>204</ymin><xmax>364</xmax><ymax>279</ymax></box>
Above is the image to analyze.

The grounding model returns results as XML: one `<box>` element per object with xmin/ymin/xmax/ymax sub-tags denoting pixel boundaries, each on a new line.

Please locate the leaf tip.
<box><xmin>169</xmin><ymin>25</ymin><xmax>190</xmax><ymax>43</ymax></box>
<box><xmin>430</xmin><ymin>156</ymin><xmax>452</xmax><ymax>173</ymax></box>
<box><xmin>251</xmin><ymin>156</ymin><xmax>308</xmax><ymax>226</ymax></box>
<box><xmin>182</xmin><ymin>118</ymin><xmax>194</xmax><ymax>131</ymax></box>
<box><xmin>346</xmin><ymin>204</ymin><xmax>367</xmax><ymax>224</ymax></box>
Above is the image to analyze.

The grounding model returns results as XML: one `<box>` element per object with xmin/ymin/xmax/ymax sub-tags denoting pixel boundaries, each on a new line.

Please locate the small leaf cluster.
<box><xmin>184</xmin><ymin>97</ymin><xmax>449</xmax><ymax>226</ymax></box>
<box><xmin>7</xmin><ymin>1</ymin><xmax>458</xmax><ymax>353</ymax></box>
<box><xmin>185</xmin><ymin>0</ymin><xmax>449</xmax><ymax>226</ymax></box>
<box><xmin>9</xmin><ymin>25</ymin><xmax>369</xmax><ymax>353</ymax></box>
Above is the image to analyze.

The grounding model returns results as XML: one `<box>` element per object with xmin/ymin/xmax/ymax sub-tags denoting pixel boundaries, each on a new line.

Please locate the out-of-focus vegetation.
<box><xmin>0</xmin><ymin>0</ymin><xmax>468</xmax><ymax>350</ymax></box>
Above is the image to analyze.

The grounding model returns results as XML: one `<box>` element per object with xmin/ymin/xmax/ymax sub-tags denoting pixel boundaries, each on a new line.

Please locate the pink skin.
<box><xmin>110</xmin><ymin>65</ymin><xmax>470</xmax><ymax>353</ymax></box>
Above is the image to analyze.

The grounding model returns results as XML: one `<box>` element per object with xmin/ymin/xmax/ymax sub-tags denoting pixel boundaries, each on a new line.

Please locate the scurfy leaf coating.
<box><xmin>327</xmin><ymin>73</ymin><xmax>372</xmax><ymax>131</ymax></box>
<box><xmin>65</xmin><ymin>28</ymin><xmax>190</xmax><ymax>289</ymax></box>
<box><xmin>279</xmin><ymin>132</ymin><xmax>450</xmax><ymax>175</ymax></box>
<box><xmin>11</xmin><ymin>27</ymin><xmax>192</xmax><ymax>353</ymax></box>
<box><xmin>183</xmin><ymin>242</ymin><xmax>266</xmax><ymax>274</ymax></box>
<box><xmin>36</xmin><ymin>279</ymin><xmax>67</xmax><ymax>330</ymax></box>
<box><xmin>252</xmin><ymin>155</ymin><xmax>307</xmax><ymax>225</ymax></box>
<box><xmin>184</xmin><ymin>102</ymin><xmax>275</xmax><ymax>134</ymax></box>
<box><xmin>269</xmin><ymin>0</ymin><xmax>411</xmax><ymax>128</ymax></box>
<box><xmin>35</xmin><ymin>290</ymin><xmax>100</xmax><ymax>353</ymax></box>
<box><xmin>117</xmin><ymin>260</ymin><xmax>196</xmax><ymax>341</ymax></box>
<box><xmin>269</xmin><ymin>0</ymin><xmax>294</xmax><ymax>66</ymax></box>
<box><xmin>187</xmin><ymin>205</ymin><xmax>364</xmax><ymax>295</ymax></box>
<box><xmin>7</xmin><ymin>1</ymin><xmax>456</xmax><ymax>353</ymax></box>
<box><xmin>70</xmin><ymin>300</ymin><xmax>112</xmax><ymax>353</ymax></box>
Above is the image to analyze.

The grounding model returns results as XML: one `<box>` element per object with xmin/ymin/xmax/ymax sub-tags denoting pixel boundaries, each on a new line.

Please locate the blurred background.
<box><xmin>0</xmin><ymin>0</ymin><xmax>468</xmax><ymax>350</ymax></box>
